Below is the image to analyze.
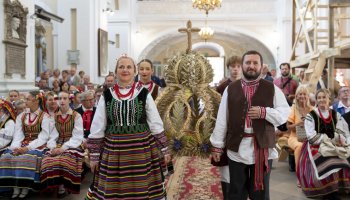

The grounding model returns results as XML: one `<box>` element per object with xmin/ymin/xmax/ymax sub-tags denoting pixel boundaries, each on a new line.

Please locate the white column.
<box><xmin>277</xmin><ymin>0</ymin><xmax>293</xmax><ymax>65</ymax></box>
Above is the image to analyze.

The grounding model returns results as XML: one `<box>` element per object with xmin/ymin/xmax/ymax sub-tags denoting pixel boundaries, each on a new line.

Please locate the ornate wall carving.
<box><xmin>3</xmin><ymin>0</ymin><xmax>28</xmax><ymax>77</ymax></box>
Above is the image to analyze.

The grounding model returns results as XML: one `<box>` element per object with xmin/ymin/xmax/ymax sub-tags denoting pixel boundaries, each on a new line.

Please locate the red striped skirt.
<box><xmin>40</xmin><ymin>147</ymin><xmax>84</xmax><ymax>193</ymax></box>
<box><xmin>297</xmin><ymin>142</ymin><xmax>350</xmax><ymax>198</ymax></box>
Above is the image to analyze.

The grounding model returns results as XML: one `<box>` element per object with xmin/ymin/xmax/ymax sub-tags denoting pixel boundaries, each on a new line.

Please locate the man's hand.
<box><xmin>247</xmin><ymin>106</ymin><xmax>261</xmax><ymax>119</ymax></box>
<box><xmin>211</xmin><ymin>152</ymin><xmax>221</xmax><ymax>162</ymax></box>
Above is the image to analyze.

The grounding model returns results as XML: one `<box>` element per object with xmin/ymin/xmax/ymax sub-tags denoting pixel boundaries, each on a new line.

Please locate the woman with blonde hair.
<box><xmin>287</xmin><ymin>85</ymin><xmax>313</xmax><ymax>168</ymax></box>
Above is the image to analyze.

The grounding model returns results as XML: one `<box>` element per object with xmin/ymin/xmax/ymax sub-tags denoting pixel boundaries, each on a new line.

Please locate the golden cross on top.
<box><xmin>178</xmin><ymin>20</ymin><xmax>200</xmax><ymax>53</ymax></box>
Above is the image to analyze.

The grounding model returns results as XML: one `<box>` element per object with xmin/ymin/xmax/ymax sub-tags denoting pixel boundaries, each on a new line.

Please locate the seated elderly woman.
<box><xmin>297</xmin><ymin>89</ymin><xmax>350</xmax><ymax>200</ymax></box>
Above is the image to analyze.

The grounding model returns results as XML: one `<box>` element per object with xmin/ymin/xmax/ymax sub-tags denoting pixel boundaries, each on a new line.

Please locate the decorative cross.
<box><xmin>178</xmin><ymin>20</ymin><xmax>200</xmax><ymax>53</ymax></box>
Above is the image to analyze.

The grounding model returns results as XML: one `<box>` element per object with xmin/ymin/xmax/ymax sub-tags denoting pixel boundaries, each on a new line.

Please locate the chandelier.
<box><xmin>199</xmin><ymin>26</ymin><xmax>214</xmax><ymax>42</ymax></box>
<box><xmin>192</xmin><ymin>0</ymin><xmax>222</xmax><ymax>15</ymax></box>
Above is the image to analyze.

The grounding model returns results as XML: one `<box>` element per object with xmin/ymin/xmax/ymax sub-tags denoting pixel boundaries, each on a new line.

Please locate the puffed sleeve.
<box><xmin>47</xmin><ymin>120</ymin><xmax>58</xmax><ymax>150</ymax></box>
<box><xmin>336</xmin><ymin>114</ymin><xmax>350</xmax><ymax>144</ymax></box>
<box><xmin>210</xmin><ymin>88</ymin><xmax>228</xmax><ymax>149</ymax></box>
<box><xmin>304</xmin><ymin>111</ymin><xmax>324</xmax><ymax>145</ymax></box>
<box><xmin>87</xmin><ymin>95</ymin><xmax>107</xmax><ymax>161</ymax></box>
<box><xmin>145</xmin><ymin>94</ymin><xmax>169</xmax><ymax>154</ymax></box>
<box><xmin>0</xmin><ymin>119</ymin><xmax>15</xmax><ymax>149</ymax></box>
<box><xmin>10</xmin><ymin>113</ymin><xmax>25</xmax><ymax>149</ymax></box>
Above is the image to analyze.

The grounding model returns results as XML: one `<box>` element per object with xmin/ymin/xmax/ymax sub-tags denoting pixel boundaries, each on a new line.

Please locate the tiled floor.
<box><xmin>4</xmin><ymin>159</ymin><xmax>350</xmax><ymax>200</ymax></box>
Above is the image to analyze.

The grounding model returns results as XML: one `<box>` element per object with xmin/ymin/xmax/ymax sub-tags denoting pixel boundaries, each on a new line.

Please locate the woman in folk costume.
<box><xmin>0</xmin><ymin>91</ymin><xmax>50</xmax><ymax>199</ymax></box>
<box><xmin>137</xmin><ymin>59</ymin><xmax>174</xmax><ymax>177</ymax></box>
<box><xmin>86</xmin><ymin>55</ymin><xmax>171</xmax><ymax>200</ymax></box>
<box><xmin>137</xmin><ymin>59</ymin><xmax>160</xmax><ymax>99</ymax></box>
<box><xmin>297</xmin><ymin>89</ymin><xmax>350</xmax><ymax>200</ymax></box>
<box><xmin>40</xmin><ymin>91</ymin><xmax>84</xmax><ymax>198</ymax></box>
<box><xmin>0</xmin><ymin>99</ymin><xmax>16</xmax><ymax>152</ymax></box>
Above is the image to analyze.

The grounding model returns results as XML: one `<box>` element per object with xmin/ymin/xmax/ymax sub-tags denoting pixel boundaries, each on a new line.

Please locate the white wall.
<box><xmin>107</xmin><ymin>0</ymin><xmax>133</xmax><ymax>71</ymax></box>
<box><xmin>108</xmin><ymin>22</ymin><xmax>131</xmax><ymax>72</ymax></box>
<box><xmin>56</xmin><ymin>0</ymin><xmax>108</xmax><ymax>85</ymax></box>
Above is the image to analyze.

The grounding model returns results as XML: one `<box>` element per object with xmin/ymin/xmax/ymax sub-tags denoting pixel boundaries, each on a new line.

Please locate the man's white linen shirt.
<box><xmin>210</xmin><ymin>84</ymin><xmax>290</xmax><ymax>165</ymax></box>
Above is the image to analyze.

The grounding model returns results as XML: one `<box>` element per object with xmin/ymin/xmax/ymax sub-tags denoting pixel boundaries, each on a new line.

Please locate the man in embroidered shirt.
<box><xmin>273</xmin><ymin>63</ymin><xmax>298</xmax><ymax>106</ymax></box>
<box><xmin>210</xmin><ymin>50</ymin><xmax>290</xmax><ymax>200</ymax></box>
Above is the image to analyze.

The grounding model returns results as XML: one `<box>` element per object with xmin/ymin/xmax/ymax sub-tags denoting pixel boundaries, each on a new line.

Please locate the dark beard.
<box><xmin>282</xmin><ymin>72</ymin><xmax>290</xmax><ymax>77</ymax></box>
<box><xmin>243</xmin><ymin>70</ymin><xmax>261</xmax><ymax>81</ymax></box>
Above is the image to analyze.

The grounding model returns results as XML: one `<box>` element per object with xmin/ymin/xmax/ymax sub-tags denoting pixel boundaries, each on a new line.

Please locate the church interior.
<box><xmin>0</xmin><ymin>0</ymin><xmax>350</xmax><ymax>199</ymax></box>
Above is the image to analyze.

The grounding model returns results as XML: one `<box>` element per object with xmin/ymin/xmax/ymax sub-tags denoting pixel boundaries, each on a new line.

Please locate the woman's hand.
<box><xmin>296</xmin><ymin>121</ymin><xmax>304</xmax><ymax>127</ymax></box>
<box><xmin>164</xmin><ymin>154</ymin><xmax>172</xmax><ymax>165</ymax></box>
<box><xmin>13</xmin><ymin>147</ymin><xmax>28</xmax><ymax>155</ymax></box>
<box><xmin>90</xmin><ymin>161</ymin><xmax>99</xmax><ymax>173</ymax></box>
<box><xmin>338</xmin><ymin>134</ymin><xmax>347</xmax><ymax>146</ymax></box>
<box><xmin>51</xmin><ymin>148</ymin><xmax>64</xmax><ymax>156</ymax></box>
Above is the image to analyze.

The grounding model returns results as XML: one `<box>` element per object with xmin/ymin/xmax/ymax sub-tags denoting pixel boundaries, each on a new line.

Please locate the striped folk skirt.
<box><xmin>40</xmin><ymin>147</ymin><xmax>84</xmax><ymax>193</ymax></box>
<box><xmin>0</xmin><ymin>148</ymin><xmax>46</xmax><ymax>190</ymax></box>
<box><xmin>297</xmin><ymin>142</ymin><xmax>350</xmax><ymax>198</ymax></box>
<box><xmin>87</xmin><ymin>131</ymin><xmax>166</xmax><ymax>200</ymax></box>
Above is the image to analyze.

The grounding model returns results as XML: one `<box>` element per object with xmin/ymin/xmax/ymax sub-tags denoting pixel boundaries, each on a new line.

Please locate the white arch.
<box><xmin>137</xmin><ymin>26</ymin><xmax>276</xmax><ymax>63</ymax></box>
<box><xmin>192</xmin><ymin>42</ymin><xmax>225</xmax><ymax>57</ymax></box>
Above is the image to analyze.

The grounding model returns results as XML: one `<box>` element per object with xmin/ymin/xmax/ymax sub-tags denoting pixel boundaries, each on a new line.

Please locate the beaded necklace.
<box><xmin>114</xmin><ymin>82</ymin><xmax>136</xmax><ymax>99</ymax></box>
<box><xmin>318</xmin><ymin>107</ymin><xmax>332</xmax><ymax>124</ymax></box>
<box><xmin>138</xmin><ymin>80</ymin><xmax>153</xmax><ymax>92</ymax></box>
<box><xmin>28</xmin><ymin>113</ymin><xmax>38</xmax><ymax>124</ymax></box>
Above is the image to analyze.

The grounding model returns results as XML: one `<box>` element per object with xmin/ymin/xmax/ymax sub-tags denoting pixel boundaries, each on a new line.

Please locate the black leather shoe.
<box><xmin>288</xmin><ymin>154</ymin><xmax>295</xmax><ymax>172</ymax></box>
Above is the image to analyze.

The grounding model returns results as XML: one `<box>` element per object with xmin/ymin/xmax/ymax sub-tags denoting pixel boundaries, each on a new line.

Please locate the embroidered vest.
<box><xmin>104</xmin><ymin>87</ymin><xmax>149</xmax><ymax>134</ymax></box>
<box><xmin>21</xmin><ymin>110</ymin><xmax>45</xmax><ymax>145</ymax></box>
<box><xmin>55</xmin><ymin>111</ymin><xmax>77</xmax><ymax>146</ymax></box>
<box><xmin>310</xmin><ymin>110</ymin><xmax>337</xmax><ymax>139</ymax></box>
<box><xmin>226</xmin><ymin>79</ymin><xmax>275</xmax><ymax>152</ymax></box>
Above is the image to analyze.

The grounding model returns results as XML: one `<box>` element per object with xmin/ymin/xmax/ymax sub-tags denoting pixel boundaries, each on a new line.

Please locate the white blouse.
<box><xmin>10</xmin><ymin>108</ymin><xmax>51</xmax><ymax>150</ymax></box>
<box><xmin>210</xmin><ymin>84</ymin><xmax>290</xmax><ymax>165</ymax></box>
<box><xmin>0</xmin><ymin>116</ymin><xmax>15</xmax><ymax>149</ymax></box>
<box><xmin>89</xmin><ymin>87</ymin><xmax>164</xmax><ymax>139</ymax></box>
<box><xmin>47</xmin><ymin>108</ymin><xmax>84</xmax><ymax>150</ymax></box>
<box><xmin>304</xmin><ymin>108</ymin><xmax>341</xmax><ymax>145</ymax></box>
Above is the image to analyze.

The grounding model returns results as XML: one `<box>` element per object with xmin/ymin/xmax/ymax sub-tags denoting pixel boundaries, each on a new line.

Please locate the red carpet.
<box><xmin>166</xmin><ymin>156</ymin><xmax>223</xmax><ymax>200</ymax></box>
